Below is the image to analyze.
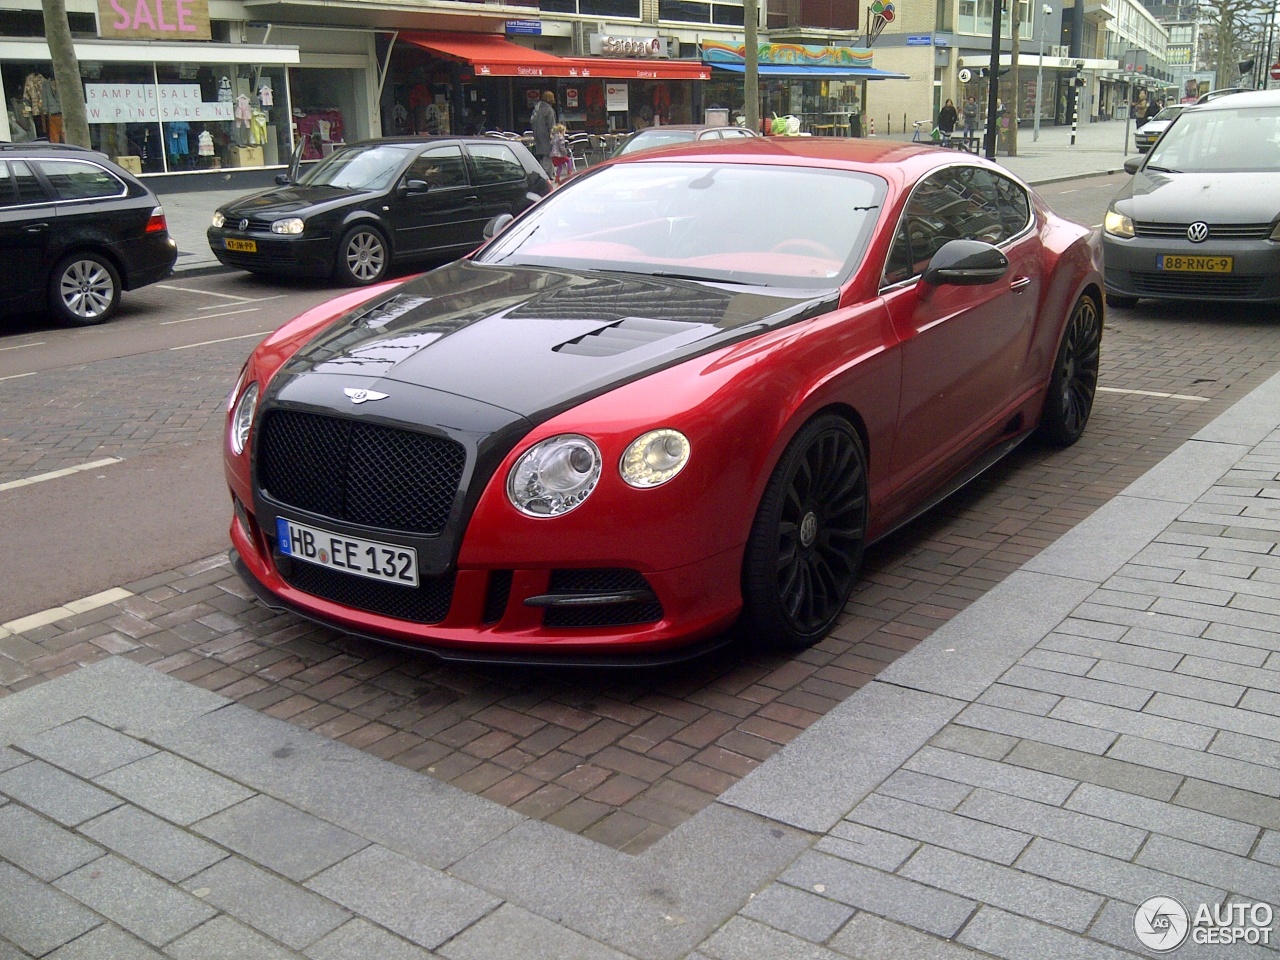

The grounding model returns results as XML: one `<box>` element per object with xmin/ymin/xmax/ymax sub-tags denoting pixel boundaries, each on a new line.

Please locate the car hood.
<box><xmin>218</xmin><ymin>185</ymin><xmax>367</xmax><ymax>218</ymax></box>
<box><xmin>1136</xmin><ymin>121</ymin><xmax>1171</xmax><ymax>137</ymax></box>
<box><xmin>275</xmin><ymin>259</ymin><xmax>837</xmax><ymax>422</ymax></box>
<box><xmin>1114</xmin><ymin>169</ymin><xmax>1280</xmax><ymax>222</ymax></box>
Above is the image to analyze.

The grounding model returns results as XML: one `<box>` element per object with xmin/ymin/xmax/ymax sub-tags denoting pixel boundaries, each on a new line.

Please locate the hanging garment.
<box><xmin>40</xmin><ymin>78</ymin><xmax>60</xmax><ymax>116</ymax></box>
<box><xmin>22</xmin><ymin>73</ymin><xmax>44</xmax><ymax>117</ymax></box>
<box><xmin>235</xmin><ymin>94</ymin><xmax>252</xmax><ymax>128</ymax></box>
<box><xmin>258</xmin><ymin>84</ymin><xmax>274</xmax><ymax>107</ymax></box>
<box><xmin>217</xmin><ymin>77</ymin><xmax>233</xmax><ymax>103</ymax></box>
<box><xmin>168</xmin><ymin>120</ymin><xmax>190</xmax><ymax>158</ymax></box>
<box><xmin>198</xmin><ymin>130</ymin><xmax>215</xmax><ymax>156</ymax></box>
<box><xmin>249</xmin><ymin>109</ymin><xmax>268</xmax><ymax>145</ymax></box>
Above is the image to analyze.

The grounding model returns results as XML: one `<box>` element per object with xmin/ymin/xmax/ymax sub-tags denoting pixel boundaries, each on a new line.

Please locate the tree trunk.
<box><xmin>41</xmin><ymin>0</ymin><xmax>90</xmax><ymax>148</ymax></box>
<box><xmin>1008</xmin><ymin>0</ymin><xmax>1021</xmax><ymax>156</ymax></box>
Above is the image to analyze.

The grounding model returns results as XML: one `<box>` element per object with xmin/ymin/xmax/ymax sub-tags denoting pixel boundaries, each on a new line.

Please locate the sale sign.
<box><xmin>97</xmin><ymin>0</ymin><xmax>211</xmax><ymax>40</ymax></box>
<box><xmin>84</xmin><ymin>84</ymin><xmax>232</xmax><ymax>123</ymax></box>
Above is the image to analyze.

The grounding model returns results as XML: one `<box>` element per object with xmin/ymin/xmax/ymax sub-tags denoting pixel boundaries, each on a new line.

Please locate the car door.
<box><xmin>464</xmin><ymin>141</ymin><xmax>537</xmax><ymax>233</ymax></box>
<box><xmin>389</xmin><ymin>144</ymin><xmax>478</xmax><ymax>257</ymax></box>
<box><xmin>0</xmin><ymin>160</ymin><xmax>58</xmax><ymax>311</ymax></box>
<box><xmin>880</xmin><ymin>165</ymin><xmax>1040</xmax><ymax>497</ymax></box>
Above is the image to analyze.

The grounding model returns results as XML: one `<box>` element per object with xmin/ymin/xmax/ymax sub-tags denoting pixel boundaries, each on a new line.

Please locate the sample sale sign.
<box><xmin>84</xmin><ymin>84</ymin><xmax>233</xmax><ymax>123</ymax></box>
<box><xmin>97</xmin><ymin>0</ymin><xmax>211</xmax><ymax>40</ymax></box>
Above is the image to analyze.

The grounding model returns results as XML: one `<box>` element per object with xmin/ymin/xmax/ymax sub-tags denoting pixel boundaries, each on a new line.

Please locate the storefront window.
<box><xmin>289</xmin><ymin>69</ymin><xmax>362</xmax><ymax>161</ymax></box>
<box><xmin>152</xmin><ymin>63</ymin><xmax>290</xmax><ymax>171</ymax></box>
<box><xmin>659</xmin><ymin>0</ymin><xmax>712</xmax><ymax>21</ymax></box>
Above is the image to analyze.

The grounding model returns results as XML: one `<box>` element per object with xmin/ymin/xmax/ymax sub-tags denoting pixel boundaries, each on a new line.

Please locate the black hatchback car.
<box><xmin>0</xmin><ymin>142</ymin><xmax>177</xmax><ymax>326</ymax></box>
<box><xmin>208</xmin><ymin>136</ymin><xmax>553</xmax><ymax>286</ymax></box>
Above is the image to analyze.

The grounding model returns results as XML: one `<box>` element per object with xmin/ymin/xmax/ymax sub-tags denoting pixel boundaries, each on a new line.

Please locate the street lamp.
<box><xmin>1034</xmin><ymin>3</ymin><xmax>1053</xmax><ymax>141</ymax></box>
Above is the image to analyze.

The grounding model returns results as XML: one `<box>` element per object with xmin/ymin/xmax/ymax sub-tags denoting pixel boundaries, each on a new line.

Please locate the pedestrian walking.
<box><xmin>937</xmin><ymin>99</ymin><xmax>958</xmax><ymax>143</ymax></box>
<box><xmin>550</xmin><ymin>122</ymin><xmax>572</xmax><ymax>184</ymax></box>
<box><xmin>531</xmin><ymin>90</ymin><xmax>557</xmax><ymax>177</ymax></box>
<box><xmin>962</xmin><ymin>97</ymin><xmax>978</xmax><ymax>138</ymax></box>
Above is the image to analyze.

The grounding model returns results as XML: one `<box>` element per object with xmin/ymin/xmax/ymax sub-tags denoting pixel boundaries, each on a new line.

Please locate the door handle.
<box><xmin>464</xmin><ymin>195</ymin><xmax>480</xmax><ymax>204</ymax></box>
<box><xmin>24</xmin><ymin>223</ymin><xmax>48</xmax><ymax>233</ymax></box>
<box><xmin>1009</xmin><ymin>276</ymin><xmax>1032</xmax><ymax>293</ymax></box>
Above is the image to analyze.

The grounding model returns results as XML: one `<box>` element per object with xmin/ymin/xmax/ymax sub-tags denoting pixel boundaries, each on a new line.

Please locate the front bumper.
<box><xmin>1102</xmin><ymin>235</ymin><xmax>1280</xmax><ymax>302</ymax></box>
<box><xmin>207</xmin><ymin>228</ymin><xmax>333</xmax><ymax>278</ymax></box>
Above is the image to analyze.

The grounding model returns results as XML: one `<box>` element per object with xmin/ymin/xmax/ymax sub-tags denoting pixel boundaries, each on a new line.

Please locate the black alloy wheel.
<box><xmin>334</xmin><ymin>225</ymin><xmax>389</xmax><ymax>286</ymax></box>
<box><xmin>742</xmin><ymin>414</ymin><xmax>868</xmax><ymax>650</ymax></box>
<box><xmin>49</xmin><ymin>252</ymin><xmax>120</xmax><ymax>326</ymax></box>
<box><xmin>1038</xmin><ymin>293</ymin><xmax>1102</xmax><ymax>447</ymax></box>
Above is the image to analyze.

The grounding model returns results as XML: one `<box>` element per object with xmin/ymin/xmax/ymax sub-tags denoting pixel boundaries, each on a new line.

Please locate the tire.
<box><xmin>333</xmin><ymin>225</ymin><xmax>389</xmax><ymax>286</ymax></box>
<box><xmin>49</xmin><ymin>253</ymin><xmax>120</xmax><ymax>326</ymax></box>
<box><xmin>1037</xmin><ymin>293</ymin><xmax>1102</xmax><ymax>447</ymax></box>
<box><xmin>1105</xmin><ymin>293</ymin><xmax>1138</xmax><ymax>309</ymax></box>
<box><xmin>741</xmin><ymin>414</ymin><xmax>868</xmax><ymax>651</ymax></box>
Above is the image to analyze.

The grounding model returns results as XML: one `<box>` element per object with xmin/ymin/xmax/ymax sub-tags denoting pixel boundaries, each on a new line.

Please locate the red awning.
<box><xmin>399</xmin><ymin>32</ymin><xmax>710</xmax><ymax>81</ymax></box>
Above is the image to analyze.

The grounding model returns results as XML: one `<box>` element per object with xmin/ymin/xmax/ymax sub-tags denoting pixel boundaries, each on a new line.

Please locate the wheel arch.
<box><xmin>48</xmin><ymin>244</ymin><xmax>127</xmax><ymax>293</ymax></box>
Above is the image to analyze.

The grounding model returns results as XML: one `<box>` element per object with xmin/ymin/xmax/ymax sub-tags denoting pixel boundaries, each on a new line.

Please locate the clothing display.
<box><xmin>249</xmin><ymin>109</ymin><xmax>268</xmax><ymax>145</ymax></box>
<box><xmin>198</xmin><ymin>129</ymin><xmax>215</xmax><ymax>156</ymax></box>
<box><xmin>258</xmin><ymin>84</ymin><xmax>274</xmax><ymax>107</ymax></box>
<box><xmin>167</xmin><ymin>120</ymin><xmax>190</xmax><ymax>159</ymax></box>
<box><xmin>19</xmin><ymin>72</ymin><xmax>62</xmax><ymax>141</ymax></box>
<box><xmin>294</xmin><ymin>110</ymin><xmax>344</xmax><ymax>160</ymax></box>
<box><xmin>217</xmin><ymin>77</ymin><xmax>233</xmax><ymax>103</ymax></box>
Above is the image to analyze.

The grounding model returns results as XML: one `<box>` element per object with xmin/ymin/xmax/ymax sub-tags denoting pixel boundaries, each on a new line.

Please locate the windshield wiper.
<box><xmin>1144</xmin><ymin>164</ymin><xmax>1180</xmax><ymax>173</ymax></box>
<box><xmin>644</xmin><ymin>270</ymin><xmax>752</xmax><ymax>285</ymax></box>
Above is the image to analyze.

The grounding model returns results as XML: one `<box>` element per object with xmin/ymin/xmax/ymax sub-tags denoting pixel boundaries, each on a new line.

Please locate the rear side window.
<box><xmin>0</xmin><ymin>161</ymin><xmax>49</xmax><ymax>205</ymax></box>
<box><xmin>467</xmin><ymin>142</ymin><xmax>527</xmax><ymax>185</ymax></box>
<box><xmin>34</xmin><ymin>159</ymin><xmax>126</xmax><ymax>200</ymax></box>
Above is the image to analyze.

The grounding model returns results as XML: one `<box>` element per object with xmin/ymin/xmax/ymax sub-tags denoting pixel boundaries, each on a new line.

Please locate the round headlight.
<box><xmin>211</xmin><ymin>211</ymin><xmax>225</xmax><ymax>228</ymax></box>
<box><xmin>230</xmin><ymin>381</ymin><xmax>260</xmax><ymax>456</ymax></box>
<box><xmin>620</xmin><ymin>429</ymin><xmax>690</xmax><ymax>488</ymax></box>
<box><xmin>1104</xmin><ymin>209</ymin><xmax>1134</xmax><ymax>239</ymax></box>
<box><xmin>271</xmin><ymin>218</ymin><xmax>305</xmax><ymax>235</ymax></box>
<box><xmin>507</xmin><ymin>434</ymin><xmax>601</xmax><ymax>517</ymax></box>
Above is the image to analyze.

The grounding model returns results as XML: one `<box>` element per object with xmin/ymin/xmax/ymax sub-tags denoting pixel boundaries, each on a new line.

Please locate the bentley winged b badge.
<box><xmin>344</xmin><ymin>388</ymin><xmax>389</xmax><ymax>404</ymax></box>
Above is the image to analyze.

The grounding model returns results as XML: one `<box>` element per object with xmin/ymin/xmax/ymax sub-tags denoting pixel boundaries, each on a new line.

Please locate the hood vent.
<box><xmin>555</xmin><ymin>316</ymin><xmax>707</xmax><ymax>357</ymax></box>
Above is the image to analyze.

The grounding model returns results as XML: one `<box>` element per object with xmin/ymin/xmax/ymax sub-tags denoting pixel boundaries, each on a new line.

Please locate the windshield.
<box><xmin>617</xmin><ymin>130</ymin><xmax>697</xmax><ymax>155</ymax></box>
<box><xmin>475</xmin><ymin>161</ymin><xmax>886</xmax><ymax>289</ymax></box>
<box><xmin>1147</xmin><ymin>106</ymin><xmax>1280</xmax><ymax>172</ymax></box>
<box><xmin>1154</xmin><ymin>106</ymin><xmax>1183</xmax><ymax>122</ymax></box>
<box><xmin>298</xmin><ymin>144</ymin><xmax>415</xmax><ymax>190</ymax></box>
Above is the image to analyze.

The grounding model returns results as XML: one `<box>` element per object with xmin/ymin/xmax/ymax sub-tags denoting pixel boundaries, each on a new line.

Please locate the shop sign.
<box><xmin>96</xmin><ymin>0</ymin><xmax>211</xmax><ymax>40</ymax></box>
<box><xmin>589</xmin><ymin>34</ymin><xmax>668</xmax><ymax>58</ymax></box>
<box><xmin>701</xmin><ymin>40</ymin><xmax>874</xmax><ymax>69</ymax></box>
<box><xmin>906</xmin><ymin>35</ymin><xmax>932</xmax><ymax>45</ymax></box>
<box><xmin>84</xmin><ymin>83</ymin><xmax>232</xmax><ymax>123</ymax></box>
<box><xmin>505</xmin><ymin>19</ymin><xmax>542</xmax><ymax>35</ymax></box>
<box><xmin>606</xmin><ymin>83</ymin><xmax>629</xmax><ymax>112</ymax></box>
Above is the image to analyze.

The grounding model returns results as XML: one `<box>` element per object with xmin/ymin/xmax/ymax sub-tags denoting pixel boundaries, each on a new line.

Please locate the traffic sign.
<box><xmin>1270</xmin><ymin>62</ymin><xmax>1280</xmax><ymax>81</ymax></box>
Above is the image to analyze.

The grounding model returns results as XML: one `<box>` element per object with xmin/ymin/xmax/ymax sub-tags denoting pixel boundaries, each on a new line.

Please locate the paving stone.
<box><xmin>1038</xmin><ymin>633</ymin><xmax>1185</xmax><ymax>671</ymax></box>
<box><xmin>698</xmin><ymin>916</ymin><xmax>846</xmax><ymax>960</ymax></box>
<box><xmin>440</xmin><ymin>903</ymin><xmax>630</xmax><ymax>960</ymax></box>
<box><xmin>183</xmin><ymin>857</ymin><xmax>351</xmax><ymax>950</ymax></box>
<box><xmin>827</xmin><ymin>912</ymin><xmax>985</xmax><ymax>960</ymax></box>
<box><xmin>1176</xmin><ymin>655</ymin><xmax>1280</xmax><ymax>694</ymax></box>
<box><xmin>903</xmin><ymin>746</ymin><xmax>1077</xmax><ymax>806</ymax></box>
<box><xmin>997</xmin><ymin>665</ymin><xmax>1152</xmax><ymax>710</ymax></box>
<box><xmin>1071</xmin><ymin>602</ymin><xmax>1208</xmax><ymax>639</ymax></box>
<box><xmin>1005</xmin><ymin>740</ymin><xmax>1182</xmax><ymax>801</ymax></box>
<box><xmin>1065</xmin><ymin>782</ymin><xmax>1258</xmax><ymax>856</ymax></box>
<box><xmin>956</xmin><ymin>704</ymin><xmax>1117</xmax><ymax>755</ymax></box>
<box><xmin>304</xmin><ymin>919</ymin><xmax>434</xmax><ymax>960</ymax></box>
<box><xmin>779</xmin><ymin>851</ymin><xmax>976</xmax><ymax>939</ymax></box>
<box><xmin>1208</xmin><ymin>730</ymin><xmax>1280</xmax><ymax>768</ymax></box>
<box><xmin>1046</xmin><ymin>697</ymin><xmax>1214</xmax><ymax>751</ymax></box>
<box><xmin>1137</xmin><ymin>834</ymin><xmax>1280</xmax><ymax>906</ymax></box>
<box><xmin>846</xmin><ymin>793</ymin><xmax>1030</xmax><ymax>865</ymax></box>
<box><xmin>0</xmin><ymin>861</ymin><xmax>102</xmax><ymax>956</ymax></box>
<box><xmin>739</xmin><ymin>883</ymin><xmax>855</xmax><ymax>944</ymax></box>
<box><xmin>306</xmin><ymin>845</ymin><xmax>496</xmax><ymax>950</ymax></box>
<box><xmin>166</xmin><ymin>916</ymin><xmax>305</xmax><ymax>960</ymax></box>
<box><xmin>974</xmin><ymin>684</ymin><xmax>1061</xmax><ymax>716</ymax></box>
<box><xmin>926</xmin><ymin>726</ymin><xmax>1017</xmax><ymax>761</ymax></box>
<box><xmin>0</xmin><ymin>759</ymin><xmax>121</xmax><ymax>826</ymax></box>
<box><xmin>1088</xmin><ymin>897</ymin><xmax>1278</xmax><ymax>960</ymax></box>
<box><xmin>78</xmin><ymin>804</ymin><xmax>227</xmax><ymax>882</ymax></box>
<box><xmin>54</xmin><ymin>854</ymin><xmax>215</xmax><ymax>947</ymax></box>
<box><xmin>195</xmin><ymin>795</ymin><xmax>368</xmax><ymax>881</ymax></box>
<box><xmin>955</xmin><ymin>788</ymin><xmax>1145</xmax><ymax>859</ymax></box>
<box><xmin>818</xmin><ymin>823</ymin><xmax>920</xmax><ymax>872</ymax></box>
<box><xmin>1017</xmin><ymin>649</ymin><xmax>1096</xmax><ymax>677</ymax></box>
<box><xmin>17</xmin><ymin>718</ymin><xmax>156</xmax><ymax>778</ymax></box>
<box><xmin>957</xmin><ymin>906</ymin><xmax>1141</xmax><ymax>960</ymax></box>
<box><xmin>93</xmin><ymin>753</ymin><xmax>254</xmax><ymax>825</ymax></box>
<box><xmin>1175</xmin><ymin>778</ymin><xmax>1280</xmax><ymax>831</ymax></box>
<box><xmin>898</xmin><ymin>845</ymin><xmax>1102</xmax><ymax>932</ymax></box>
<box><xmin>1016</xmin><ymin>838</ymin><xmax>1225</xmax><ymax>909</ymax></box>
<box><xmin>876</xmin><ymin>769</ymin><xmax>973</xmax><ymax>811</ymax></box>
<box><xmin>1108</xmin><ymin>734</ymin><xmax>1280</xmax><ymax>796</ymax></box>
<box><xmin>0</xmin><ymin>803</ymin><xmax>104</xmax><ymax>881</ymax></box>
<box><xmin>0</xmin><ymin>748</ymin><xmax>26</xmax><ymax>773</ymax></box>
<box><xmin>44</xmin><ymin>924</ymin><xmax>169</xmax><ymax>960</ymax></box>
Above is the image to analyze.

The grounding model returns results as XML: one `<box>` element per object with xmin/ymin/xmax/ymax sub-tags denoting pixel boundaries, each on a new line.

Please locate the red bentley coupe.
<box><xmin>224</xmin><ymin>138</ymin><xmax>1103</xmax><ymax>664</ymax></box>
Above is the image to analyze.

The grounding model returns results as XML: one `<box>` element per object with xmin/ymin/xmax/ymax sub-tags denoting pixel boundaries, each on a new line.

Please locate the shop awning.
<box><xmin>708</xmin><ymin>63</ymin><xmax>910</xmax><ymax>80</ymax></box>
<box><xmin>401</xmin><ymin>32</ymin><xmax>711</xmax><ymax>80</ymax></box>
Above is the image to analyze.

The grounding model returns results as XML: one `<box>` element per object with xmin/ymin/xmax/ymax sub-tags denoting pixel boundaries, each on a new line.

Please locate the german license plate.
<box><xmin>225</xmin><ymin>238</ymin><xmax>257</xmax><ymax>253</ymax></box>
<box><xmin>1158</xmin><ymin>254</ymin><xmax>1233</xmax><ymax>272</ymax></box>
<box><xmin>276</xmin><ymin>517</ymin><xmax>418</xmax><ymax>587</ymax></box>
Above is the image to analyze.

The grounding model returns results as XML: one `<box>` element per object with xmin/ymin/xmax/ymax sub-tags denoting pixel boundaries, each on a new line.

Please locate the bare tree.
<box><xmin>1199</xmin><ymin>0</ymin><xmax>1269</xmax><ymax>87</ymax></box>
<box><xmin>41</xmin><ymin>0</ymin><xmax>90</xmax><ymax>147</ymax></box>
<box><xmin>1008</xmin><ymin>0</ymin><xmax>1021</xmax><ymax>156</ymax></box>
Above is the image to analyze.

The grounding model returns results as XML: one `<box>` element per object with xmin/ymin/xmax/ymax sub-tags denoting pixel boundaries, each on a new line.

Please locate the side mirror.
<box><xmin>1123</xmin><ymin>156</ymin><xmax>1143</xmax><ymax>175</ymax></box>
<box><xmin>274</xmin><ymin>173</ymin><xmax>291</xmax><ymax>185</ymax></box>
<box><xmin>401</xmin><ymin>179</ymin><xmax>430</xmax><ymax>194</ymax></box>
<box><xmin>484</xmin><ymin>213</ymin><xmax>514</xmax><ymax>239</ymax></box>
<box><xmin>921</xmin><ymin>239</ymin><xmax>1008</xmax><ymax>286</ymax></box>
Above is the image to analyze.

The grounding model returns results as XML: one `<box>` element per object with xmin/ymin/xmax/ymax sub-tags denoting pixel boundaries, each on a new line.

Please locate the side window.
<box><xmin>35</xmin><ymin>159</ymin><xmax>125</xmax><ymax>200</ymax></box>
<box><xmin>466</xmin><ymin>143</ymin><xmax>525</xmax><ymax>186</ymax></box>
<box><xmin>883</xmin><ymin>223</ymin><xmax>914</xmax><ymax>286</ymax></box>
<box><xmin>12</xmin><ymin>161</ymin><xmax>49</xmax><ymax>203</ymax></box>
<box><xmin>993</xmin><ymin>174</ymin><xmax>1032</xmax><ymax>236</ymax></box>
<box><xmin>0</xmin><ymin>163</ymin><xmax>14</xmax><ymax>207</ymax></box>
<box><xmin>406</xmin><ymin>146</ymin><xmax>468</xmax><ymax>190</ymax></box>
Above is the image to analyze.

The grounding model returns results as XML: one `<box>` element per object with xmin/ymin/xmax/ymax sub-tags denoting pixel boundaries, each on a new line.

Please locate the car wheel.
<box><xmin>49</xmin><ymin>253</ymin><xmax>120</xmax><ymax>326</ymax></box>
<box><xmin>334</xmin><ymin>226</ymin><xmax>389</xmax><ymax>286</ymax></box>
<box><xmin>741</xmin><ymin>414</ymin><xmax>868</xmax><ymax>650</ymax></box>
<box><xmin>1105</xmin><ymin>293</ymin><xmax>1139</xmax><ymax>309</ymax></box>
<box><xmin>1037</xmin><ymin>293</ymin><xmax>1102</xmax><ymax>447</ymax></box>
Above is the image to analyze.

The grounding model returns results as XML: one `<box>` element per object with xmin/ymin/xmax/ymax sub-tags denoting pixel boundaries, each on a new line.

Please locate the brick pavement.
<box><xmin>3</xmin><ymin>303</ymin><xmax>1280</xmax><ymax>853</ymax></box>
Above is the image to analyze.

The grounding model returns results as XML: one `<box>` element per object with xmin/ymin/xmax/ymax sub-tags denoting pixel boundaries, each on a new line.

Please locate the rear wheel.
<box><xmin>333</xmin><ymin>225</ymin><xmax>389</xmax><ymax>286</ymax></box>
<box><xmin>49</xmin><ymin>253</ymin><xmax>120</xmax><ymax>326</ymax></box>
<box><xmin>741</xmin><ymin>415</ymin><xmax>868</xmax><ymax>650</ymax></box>
<box><xmin>1038</xmin><ymin>293</ymin><xmax>1102</xmax><ymax>447</ymax></box>
<box><xmin>1105</xmin><ymin>293</ymin><xmax>1138</xmax><ymax>309</ymax></box>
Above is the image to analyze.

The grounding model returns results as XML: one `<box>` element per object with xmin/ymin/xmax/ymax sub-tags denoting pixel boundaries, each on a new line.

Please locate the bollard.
<box><xmin>870</xmin><ymin>117</ymin><xmax>876</xmax><ymax>136</ymax></box>
<box><xmin>1071</xmin><ymin>102</ymin><xmax>1078</xmax><ymax>145</ymax></box>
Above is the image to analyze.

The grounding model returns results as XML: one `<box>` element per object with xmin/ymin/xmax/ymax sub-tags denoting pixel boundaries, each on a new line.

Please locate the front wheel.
<box><xmin>741</xmin><ymin>415</ymin><xmax>868</xmax><ymax>651</ymax></box>
<box><xmin>49</xmin><ymin>253</ymin><xmax>120</xmax><ymax>326</ymax></box>
<box><xmin>1038</xmin><ymin>293</ymin><xmax>1102</xmax><ymax>447</ymax></box>
<box><xmin>333</xmin><ymin>225</ymin><xmax>389</xmax><ymax>286</ymax></box>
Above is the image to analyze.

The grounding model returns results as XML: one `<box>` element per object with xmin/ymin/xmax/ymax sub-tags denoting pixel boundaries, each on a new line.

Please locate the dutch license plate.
<box><xmin>1158</xmin><ymin>254</ymin><xmax>1233</xmax><ymax>273</ymax></box>
<box><xmin>225</xmin><ymin>238</ymin><xmax>257</xmax><ymax>253</ymax></box>
<box><xmin>276</xmin><ymin>517</ymin><xmax>418</xmax><ymax>587</ymax></box>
